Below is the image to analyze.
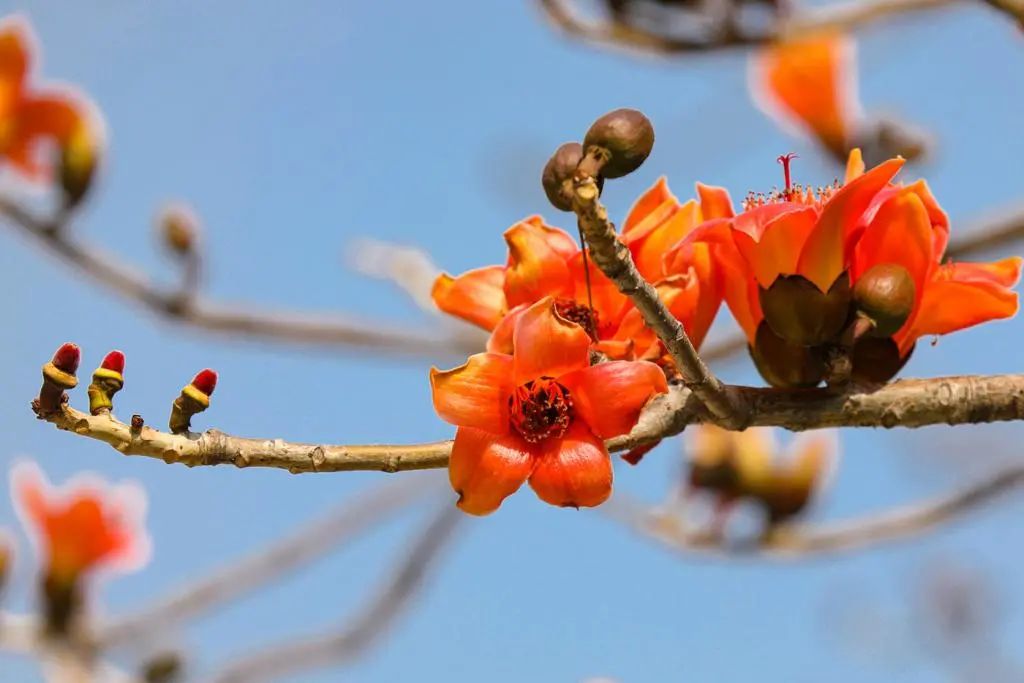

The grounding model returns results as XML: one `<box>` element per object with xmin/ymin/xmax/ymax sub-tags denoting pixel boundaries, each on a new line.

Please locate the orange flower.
<box><xmin>0</xmin><ymin>16</ymin><xmax>101</xmax><ymax>190</ymax></box>
<box><xmin>10</xmin><ymin>461</ymin><xmax>150</xmax><ymax>584</ymax></box>
<box><xmin>685</xmin><ymin>151</ymin><xmax>1020</xmax><ymax>384</ymax></box>
<box><xmin>434</xmin><ymin>183</ymin><xmax>727</xmax><ymax>360</ymax></box>
<box><xmin>750</xmin><ymin>32</ymin><xmax>860</xmax><ymax>158</ymax></box>
<box><xmin>430</xmin><ymin>297</ymin><xmax>668</xmax><ymax>515</ymax></box>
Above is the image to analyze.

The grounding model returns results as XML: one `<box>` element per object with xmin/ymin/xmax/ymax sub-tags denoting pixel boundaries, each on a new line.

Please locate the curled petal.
<box><xmin>487</xmin><ymin>304</ymin><xmax>526</xmax><ymax>354</ymax></box>
<box><xmin>432</xmin><ymin>265</ymin><xmax>507</xmax><ymax>330</ymax></box>
<box><xmin>623</xmin><ymin>177</ymin><xmax>677</xmax><ymax>236</ymax></box>
<box><xmin>449</xmin><ymin>427</ymin><xmax>536</xmax><ymax>516</ymax></box>
<box><xmin>513</xmin><ymin>298</ymin><xmax>591</xmax><ymax>383</ymax></box>
<box><xmin>563</xmin><ymin>361</ymin><xmax>668</xmax><ymax>439</ymax></box>
<box><xmin>796</xmin><ymin>157</ymin><xmax>904</xmax><ymax>292</ymax></box>
<box><xmin>430</xmin><ymin>353</ymin><xmax>513</xmax><ymax>434</ymax></box>
<box><xmin>529</xmin><ymin>422</ymin><xmax>612</xmax><ymax>509</ymax></box>
<box><xmin>735</xmin><ymin>206</ymin><xmax>819</xmax><ymax>288</ymax></box>
<box><xmin>696</xmin><ymin>183</ymin><xmax>735</xmax><ymax>220</ymax></box>
<box><xmin>629</xmin><ymin>199</ymin><xmax>700</xmax><ymax>280</ymax></box>
<box><xmin>522</xmin><ymin>215</ymin><xmax>578</xmax><ymax>258</ymax></box>
<box><xmin>504</xmin><ymin>219</ymin><xmax>575</xmax><ymax>307</ymax></box>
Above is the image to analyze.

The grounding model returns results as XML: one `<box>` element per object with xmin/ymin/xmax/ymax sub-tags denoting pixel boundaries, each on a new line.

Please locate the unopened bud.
<box><xmin>750</xmin><ymin>321</ymin><xmax>825</xmax><ymax>389</ymax></box>
<box><xmin>852</xmin><ymin>263</ymin><xmax>915</xmax><ymax>337</ymax></box>
<box><xmin>759</xmin><ymin>272</ymin><xmax>852</xmax><ymax>346</ymax></box>
<box><xmin>59</xmin><ymin>124</ymin><xmax>98</xmax><ymax>208</ymax></box>
<box><xmin>37</xmin><ymin>343</ymin><xmax>80</xmax><ymax>415</ymax></box>
<box><xmin>169</xmin><ymin>369</ymin><xmax>217</xmax><ymax>434</ymax></box>
<box><xmin>582</xmin><ymin>108</ymin><xmax>654</xmax><ymax>179</ymax></box>
<box><xmin>88</xmin><ymin>350</ymin><xmax>126</xmax><ymax>415</ymax></box>
<box><xmin>541</xmin><ymin>142</ymin><xmax>584</xmax><ymax>212</ymax></box>
<box><xmin>159</xmin><ymin>205</ymin><xmax>200</xmax><ymax>256</ymax></box>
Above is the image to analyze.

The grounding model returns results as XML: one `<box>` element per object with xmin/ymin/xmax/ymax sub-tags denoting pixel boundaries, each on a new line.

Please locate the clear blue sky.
<box><xmin>3</xmin><ymin>2</ymin><xmax>1024</xmax><ymax>681</ymax></box>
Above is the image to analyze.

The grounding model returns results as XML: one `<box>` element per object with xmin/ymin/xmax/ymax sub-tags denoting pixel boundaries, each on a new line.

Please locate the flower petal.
<box><xmin>567</xmin><ymin>251</ymin><xmax>630</xmax><ymax>332</ymax></box>
<box><xmin>486</xmin><ymin>304</ymin><xmax>526</xmax><ymax>354</ymax></box>
<box><xmin>563</xmin><ymin>361</ymin><xmax>668</xmax><ymax>439</ymax></box>
<box><xmin>432</xmin><ymin>265</ymin><xmax>507</xmax><ymax>330</ymax></box>
<box><xmin>624</xmin><ymin>177</ymin><xmax>676</xmax><ymax>234</ymax></box>
<box><xmin>449</xmin><ymin>427</ymin><xmax>536</xmax><ymax>516</ymax></box>
<box><xmin>504</xmin><ymin>218</ymin><xmax>575</xmax><ymax>307</ymax></box>
<box><xmin>735</xmin><ymin>206</ymin><xmax>819</xmax><ymax>288</ymax></box>
<box><xmin>697</xmin><ymin>183</ymin><xmax>735</xmax><ymax>220</ymax></box>
<box><xmin>796</xmin><ymin>156</ymin><xmax>904</xmax><ymax>292</ymax></box>
<box><xmin>513</xmin><ymin>298</ymin><xmax>591</xmax><ymax>383</ymax></box>
<box><xmin>529</xmin><ymin>422</ymin><xmax>612</xmax><ymax>508</ymax></box>
<box><xmin>430</xmin><ymin>353</ymin><xmax>514</xmax><ymax>433</ymax></box>
<box><xmin>629</xmin><ymin>200</ymin><xmax>701</xmax><ymax>280</ymax></box>
<box><xmin>845</xmin><ymin>148</ymin><xmax>865</xmax><ymax>182</ymax></box>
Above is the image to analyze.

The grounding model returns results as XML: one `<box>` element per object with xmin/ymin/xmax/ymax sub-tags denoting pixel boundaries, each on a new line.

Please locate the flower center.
<box><xmin>742</xmin><ymin>153</ymin><xmax>841</xmax><ymax>211</ymax></box>
<box><xmin>509</xmin><ymin>377</ymin><xmax>574</xmax><ymax>444</ymax></box>
<box><xmin>554</xmin><ymin>298</ymin><xmax>599</xmax><ymax>340</ymax></box>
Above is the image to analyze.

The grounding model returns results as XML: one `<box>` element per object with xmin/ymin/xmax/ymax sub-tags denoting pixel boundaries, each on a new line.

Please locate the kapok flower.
<box><xmin>10</xmin><ymin>461</ymin><xmax>150</xmax><ymax>585</ymax></box>
<box><xmin>750</xmin><ymin>32</ymin><xmax>860</xmax><ymax>160</ymax></box>
<box><xmin>0</xmin><ymin>528</ymin><xmax>12</xmax><ymax>592</ymax></box>
<box><xmin>687</xmin><ymin>424</ymin><xmax>837</xmax><ymax>524</ymax></box>
<box><xmin>431</xmin><ymin>297</ymin><xmax>668</xmax><ymax>515</ymax></box>
<box><xmin>686</xmin><ymin>150</ymin><xmax>1021</xmax><ymax>386</ymax></box>
<box><xmin>0</xmin><ymin>16</ymin><xmax>101</xmax><ymax>200</ymax></box>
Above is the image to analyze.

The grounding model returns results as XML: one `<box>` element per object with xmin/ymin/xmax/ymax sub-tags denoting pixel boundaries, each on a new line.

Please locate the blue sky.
<box><xmin>2</xmin><ymin>1</ymin><xmax>1024</xmax><ymax>681</ymax></box>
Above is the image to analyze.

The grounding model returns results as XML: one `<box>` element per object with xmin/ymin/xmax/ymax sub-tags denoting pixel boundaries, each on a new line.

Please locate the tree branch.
<box><xmin>0</xmin><ymin>198</ymin><xmax>485</xmax><ymax>360</ymax></box>
<box><xmin>206</xmin><ymin>504</ymin><xmax>462</xmax><ymax>683</ymax></box>
<box><xmin>97</xmin><ymin>475</ymin><xmax>444</xmax><ymax>647</ymax></box>
<box><xmin>35</xmin><ymin>374</ymin><xmax>1024</xmax><ymax>473</ymax></box>
<box><xmin>603</xmin><ymin>464</ymin><xmax>1024</xmax><ymax>559</ymax></box>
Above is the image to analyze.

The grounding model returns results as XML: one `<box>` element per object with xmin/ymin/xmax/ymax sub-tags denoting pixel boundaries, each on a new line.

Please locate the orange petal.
<box><xmin>449</xmin><ymin>427</ymin><xmax>536</xmax><ymax>516</ymax></box>
<box><xmin>735</xmin><ymin>206</ymin><xmax>819</xmax><ymax>288</ymax></box>
<box><xmin>522</xmin><ymin>215</ymin><xmax>578</xmax><ymax>258</ymax></box>
<box><xmin>432</xmin><ymin>265</ymin><xmax>507</xmax><ymax>331</ymax></box>
<box><xmin>852</xmin><ymin>191</ymin><xmax>933</xmax><ymax>318</ymax></box>
<box><xmin>623</xmin><ymin>177</ymin><xmax>676</xmax><ymax>235</ymax></box>
<box><xmin>796</xmin><ymin>157</ymin><xmax>904</xmax><ymax>292</ymax></box>
<box><xmin>751</xmin><ymin>33</ymin><xmax>858</xmax><ymax>154</ymax></box>
<box><xmin>844</xmin><ymin>148</ymin><xmax>865</xmax><ymax>183</ymax></box>
<box><xmin>529</xmin><ymin>422</ymin><xmax>612</xmax><ymax>508</ymax></box>
<box><xmin>567</xmin><ymin>251</ymin><xmax>630</xmax><ymax>333</ymax></box>
<box><xmin>430</xmin><ymin>353</ymin><xmax>514</xmax><ymax>434</ymax></box>
<box><xmin>504</xmin><ymin>219</ymin><xmax>575</xmax><ymax>307</ymax></box>
<box><xmin>629</xmin><ymin>199</ymin><xmax>700</xmax><ymax>280</ymax></box>
<box><xmin>0</xmin><ymin>19</ymin><xmax>30</xmax><ymax>118</ymax></box>
<box><xmin>486</xmin><ymin>304</ymin><xmax>526</xmax><ymax>354</ymax></box>
<box><xmin>903</xmin><ymin>180</ymin><xmax>949</xmax><ymax>258</ymax></box>
<box><xmin>697</xmin><ymin>183</ymin><xmax>735</xmax><ymax>220</ymax></box>
<box><xmin>614</xmin><ymin>273</ymin><xmax>701</xmax><ymax>349</ymax></box>
<box><xmin>513</xmin><ymin>298</ymin><xmax>591</xmax><ymax>383</ymax></box>
<box><xmin>899</xmin><ymin>257</ymin><xmax>1021</xmax><ymax>350</ymax></box>
<box><xmin>563</xmin><ymin>361</ymin><xmax>668</xmax><ymax>439</ymax></box>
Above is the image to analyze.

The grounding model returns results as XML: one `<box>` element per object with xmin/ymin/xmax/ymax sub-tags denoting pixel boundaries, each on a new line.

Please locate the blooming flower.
<box><xmin>687</xmin><ymin>424</ymin><xmax>837</xmax><ymax>524</ymax></box>
<box><xmin>10</xmin><ymin>461</ymin><xmax>150</xmax><ymax>584</ymax></box>
<box><xmin>680</xmin><ymin>150</ymin><xmax>1021</xmax><ymax>386</ymax></box>
<box><xmin>430</xmin><ymin>297</ymin><xmax>668</xmax><ymax>515</ymax></box>
<box><xmin>0</xmin><ymin>15</ymin><xmax>100</xmax><ymax>191</ymax></box>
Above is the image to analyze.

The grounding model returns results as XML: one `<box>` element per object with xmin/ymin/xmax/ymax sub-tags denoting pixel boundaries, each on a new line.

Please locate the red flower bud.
<box><xmin>51</xmin><ymin>343</ymin><xmax>80</xmax><ymax>374</ymax></box>
<box><xmin>101</xmin><ymin>350</ymin><xmax>126</xmax><ymax>374</ymax></box>
<box><xmin>190</xmin><ymin>369</ymin><xmax>217</xmax><ymax>396</ymax></box>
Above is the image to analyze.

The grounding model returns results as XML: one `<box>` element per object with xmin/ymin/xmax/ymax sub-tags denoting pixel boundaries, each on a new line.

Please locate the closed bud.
<box><xmin>169</xmin><ymin>369</ymin><xmax>217</xmax><ymax>434</ymax></box>
<box><xmin>88</xmin><ymin>350</ymin><xmax>126</xmax><ymax>415</ymax></box>
<box><xmin>59</xmin><ymin>125</ymin><xmax>98</xmax><ymax>208</ymax></box>
<box><xmin>541</xmin><ymin>142</ymin><xmax>584</xmax><ymax>212</ymax></box>
<box><xmin>583</xmin><ymin>108</ymin><xmax>654</xmax><ymax>179</ymax></box>
<box><xmin>759</xmin><ymin>272</ymin><xmax>852</xmax><ymax>346</ymax></box>
<box><xmin>750</xmin><ymin>321</ymin><xmax>825</xmax><ymax>389</ymax></box>
<box><xmin>852</xmin><ymin>263</ymin><xmax>915</xmax><ymax>337</ymax></box>
<box><xmin>850</xmin><ymin>336</ymin><xmax>911</xmax><ymax>385</ymax></box>
<box><xmin>159</xmin><ymin>205</ymin><xmax>200</xmax><ymax>256</ymax></box>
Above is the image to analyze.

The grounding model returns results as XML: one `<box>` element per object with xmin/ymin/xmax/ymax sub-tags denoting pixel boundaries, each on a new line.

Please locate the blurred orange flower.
<box><xmin>10</xmin><ymin>461</ymin><xmax>150</xmax><ymax>584</ymax></box>
<box><xmin>750</xmin><ymin>32</ymin><xmax>860</xmax><ymax>159</ymax></box>
<box><xmin>0</xmin><ymin>15</ymin><xmax>100</xmax><ymax>192</ymax></box>
<box><xmin>431</xmin><ymin>297</ymin><xmax>667</xmax><ymax>515</ymax></box>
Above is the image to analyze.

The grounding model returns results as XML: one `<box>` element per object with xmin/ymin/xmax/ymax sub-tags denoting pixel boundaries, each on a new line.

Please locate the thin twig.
<box><xmin>206</xmin><ymin>504</ymin><xmax>463</xmax><ymax>683</ymax></box>
<box><xmin>604</xmin><ymin>464</ymin><xmax>1024</xmax><ymax>559</ymax></box>
<box><xmin>36</xmin><ymin>374</ymin><xmax>1024</xmax><ymax>473</ymax></box>
<box><xmin>0</xmin><ymin>612</ymin><xmax>41</xmax><ymax>654</ymax></box>
<box><xmin>0</xmin><ymin>198</ymin><xmax>485</xmax><ymax>359</ymax></box>
<box><xmin>571</xmin><ymin>175</ymin><xmax>749</xmax><ymax>427</ymax></box>
<box><xmin>98</xmin><ymin>475</ymin><xmax>444</xmax><ymax>647</ymax></box>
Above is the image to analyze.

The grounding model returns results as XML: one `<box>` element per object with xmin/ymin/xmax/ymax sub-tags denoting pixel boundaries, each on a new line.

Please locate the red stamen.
<box><xmin>51</xmin><ymin>343</ymin><xmax>81</xmax><ymax>374</ymax></box>
<box><xmin>101</xmin><ymin>350</ymin><xmax>126</xmax><ymax>374</ymax></box>
<box><xmin>190</xmin><ymin>369</ymin><xmax>218</xmax><ymax>396</ymax></box>
<box><xmin>509</xmin><ymin>378</ymin><xmax>573</xmax><ymax>444</ymax></box>
<box><xmin>777</xmin><ymin>153</ymin><xmax>798</xmax><ymax>194</ymax></box>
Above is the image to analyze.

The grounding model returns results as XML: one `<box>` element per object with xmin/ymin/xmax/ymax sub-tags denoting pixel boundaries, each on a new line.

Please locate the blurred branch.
<box><xmin>0</xmin><ymin>612</ymin><xmax>41</xmax><ymax>654</ymax></box>
<box><xmin>206</xmin><ymin>504</ymin><xmax>463</xmax><ymax>683</ymax></box>
<box><xmin>0</xmin><ymin>198</ymin><xmax>485</xmax><ymax>359</ymax></box>
<box><xmin>606</xmin><ymin>464</ymin><xmax>1024</xmax><ymax>558</ymax></box>
<box><xmin>981</xmin><ymin>0</ymin><xmax>1024</xmax><ymax>24</ymax></box>
<box><xmin>98</xmin><ymin>475</ymin><xmax>444</xmax><ymax>647</ymax></box>
<box><xmin>36</xmin><ymin>374</ymin><xmax>1024</xmax><ymax>472</ymax></box>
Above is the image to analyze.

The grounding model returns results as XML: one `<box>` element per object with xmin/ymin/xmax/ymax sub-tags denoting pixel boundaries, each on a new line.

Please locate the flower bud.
<box><xmin>59</xmin><ymin>125</ymin><xmax>98</xmax><ymax>208</ymax></box>
<box><xmin>169</xmin><ymin>369</ymin><xmax>217</xmax><ymax>434</ymax></box>
<box><xmin>750</xmin><ymin>321</ymin><xmax>825</xmax><ymax>389</ymax></box>
<box><xmin>159</xmin><ymin>205</ymin><xmax>200</xmax><ymax>256</ymax></box>
<box><xmin>88</xmin><ymin>350</ymin><xmax>126</xmax><ymax>415</ymax></box>
<box><xmin>38</xmin><ymin>343</ymin><xmax>80</xmax><ymax>415</ymax></box>
<box><xmin>850</xmin><ymin>336</ymin><xmax>910</xmax><ymax>385</ymax></box>
<box><xmin>759</xmin><ymin>273</ymin><xmax>852</xmax><ymax>346</ymax></box>
<box><xmin>541</xmin><ymin>142</ymin><xmax>584</xmax><ymax>212</ymax></box>
<box><xmin>852</xmin><ymin>263</ymin><xmax>915</xmax><ymax>337</ymax></box>
<box><xmin>583</xmin><ymin>108</ymin><xmax>654</xmax><ymax>179</ymax></box>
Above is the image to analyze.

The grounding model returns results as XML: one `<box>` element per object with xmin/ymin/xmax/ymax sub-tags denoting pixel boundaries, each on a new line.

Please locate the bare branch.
<box><xmin>571</xmin><ymin>174</ymin><xmax>749</xmax><ymax>426</ymax></box>
<box><xmin>98</xmin><ymin>475</ymin><xmax>444</xmax><ymax>647</ymax></box>
<box><xmin>603</xmin><ymin>464</ymin><xmax>1024</xmax><ymax>559</ymax></box>
<box><xmin>0</xmin><ymin>198</ymin><xmax>485</xmax><ymax>360</ymax></box>
<box><xmin>206</xmin><ymin>504</ymin><xmax>462</xmax><ymax>683</ymax></box>
<box><xmin>36</xmin><ymin>374</ymin><xmax>1024</xmax><ymax>473</ymax></box>
<box><xmin>0</xmin><ymin>612</ymin><xmax>41</xmax><ymax>655</ymax></box>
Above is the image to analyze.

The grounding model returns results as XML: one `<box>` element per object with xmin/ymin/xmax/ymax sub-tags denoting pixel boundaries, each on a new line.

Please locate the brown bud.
<box><xmin>759</xmin><ymin>272</ymin><xmax>852</xmax><ymax>346</ymax></box>
<box><xmin>853</xmin><ymin>263</ymin><xmax>915</xmax><ymax>337</ymax></box>
<box><xmin>750</xmin><ymin>321</ymin><xmax>825</xmax><ymax>389</ymax></box>
<box><xmin>850</xmin><ymin>336</ymin><xmax>911</xmax><ymax>385</ymax></box>
<box><xmin>159</xmin><ymin>205</ymin><xmax>200</xmax><ymax>256</ymax></box>
<box><xmin>541</xmin><ymin>142</ymin><xmax>584</xmax><ymax>212</ymax></box>
<box><xmin>143</xmin><ymin>652</ymin><xmax>184</xmax><ymax>683</ymax></box>
<box><xmin>583</xmin><ymin>108</ymin><xmax>654</xmax><ymax>179</ymax></box>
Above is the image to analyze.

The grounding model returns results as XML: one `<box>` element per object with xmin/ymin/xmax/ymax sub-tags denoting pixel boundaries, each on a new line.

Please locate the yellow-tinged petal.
<box><xmin>504</xmin><ymin>219</ymin><xmax>575</xmax><ymax>307</ymax></box>
<box><xmin>624</xmin><ymin>177</ymin><xmax>676</xmax><ymax>235</ymax></box>
<box><xmin>735</xmin><ymin>206</ymin><xmax>819</xmax><ymax>288</ymax></box>
<box><xmin>430</xmin><ymin>353</ymin><xmax>514</xmax><ymax>434</ymax></box>
<box><xmin>432</xmin><ymin>265</ymin><xmax>507</xmax><ymax>330</ymax></box>
<box><xmin>629</xmin><ymin>199</ymin><xmax>701</xmax><ymax>281</ymax></box>
<box><xmin>696</xmin><ymin>183</ymin><xmax>735</xmax><ymax>220</ymax></box>
<box><xmin>845</xmin><ymin>148</ymin><xmax>864</xmax><ymax>182</ymax></box>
